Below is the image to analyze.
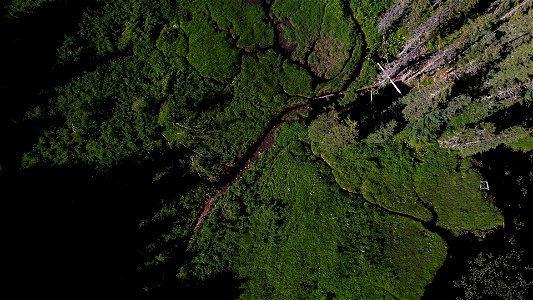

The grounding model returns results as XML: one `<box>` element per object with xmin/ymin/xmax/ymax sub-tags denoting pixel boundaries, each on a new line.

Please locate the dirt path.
<box><xmin>188</xmin><ymin>89</ymin><xmax>371</xmax><ymax>237</ymax></box>
<box><xmin>190</xmin><ymin>1</ymin><xmax>372</xmax><ymax>239</ymax></box>
<box><xmin>191</xmin><ymin>103</ymin><xmax>311</xmax><ymax>234</ymax></box>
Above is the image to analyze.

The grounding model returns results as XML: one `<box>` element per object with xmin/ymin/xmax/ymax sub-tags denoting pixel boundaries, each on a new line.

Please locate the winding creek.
<box><xmin>188</xmin><ymin>0</ymin><xmax>501</xmax><ymax>297</ymax></box>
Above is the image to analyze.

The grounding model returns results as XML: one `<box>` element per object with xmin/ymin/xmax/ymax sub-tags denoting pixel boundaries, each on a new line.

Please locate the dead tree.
<box><xmin>398</xmin><ymin>0</ymin><xmax>461</xmax><ymax>57</ymax></box>
<box><xmin>377</xmin><ymin>62</ymin><xmax>403</xmax><ymax>95</ymax></box>
<box><xmin>500</xmin><ymin>0</ymin><xmax>532</xmax><ymax>20</ymax></box>
<box><xmin>378</xmin><ymin>0</ymin><xmax>410</xmax><ymax>33</ymax></box>
<box><xmin>376</xmin><ymin>0</ymin><xmax>474</xmax><ymax>86</ymax></box>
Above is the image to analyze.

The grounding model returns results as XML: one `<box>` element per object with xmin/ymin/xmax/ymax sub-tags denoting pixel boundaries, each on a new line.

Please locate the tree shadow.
<box><xmin>423</xmin><ymin>147</ymin><xmax>532</xmax><ymax>298</ymax></box>
<box><xmin>0</xmin><ymin>0</ymin><xmax>94</xmax><ymax>115</ymax></box>
<box><xmin>1</xmin><ymin>150</ymin><xmax>204</xmax><ymax>298</ymax></box>
<box><xmin>150</xmin><ymin>271</ymin><xmax>244</xmax><ymax>300</ymax></box>
<box><xmin>0</xmin><ymin>0</ymin><xmax>96</xmax><ymax>173</ymax></box>
<box><xmin>477</xmin><ymin>148</ymin><xmax>532</xmax><ymax>249</ymax></box>
<box><xmin>344</xmin><ymin>81</ymin><xmax>411</xmax><ymax>138</ymax></box>
<box><xmin>0</xmin><ymin>3</ymin><xmax>245</xmax><ymax>298</ymax></box>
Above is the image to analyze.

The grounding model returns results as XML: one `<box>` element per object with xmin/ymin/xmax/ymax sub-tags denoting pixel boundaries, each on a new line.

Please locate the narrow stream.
<box><xmin>189</xmin><ymin>2</ymin><xmax>487</xmax><ymax>298</ymax></box>
<box><xmin>191</xmin><ymin>0</ymin><xmax>371</xmax><ymax>233</ymax></box>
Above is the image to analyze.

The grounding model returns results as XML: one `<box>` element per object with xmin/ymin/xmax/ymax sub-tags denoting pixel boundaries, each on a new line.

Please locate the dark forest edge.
<box><xmin>1</xmin><ymin>0</ymin><xmax>532</xmax><ymax>299</ymax></box>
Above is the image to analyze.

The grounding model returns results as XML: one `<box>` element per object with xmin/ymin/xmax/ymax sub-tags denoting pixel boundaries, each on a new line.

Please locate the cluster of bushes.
<box><xmin>22</xmin><ymin>0</ymin><xmax>316</xmax><ymax>178</ymax></box>
<box><xmin>8</xmin><ymin>0</ymin><xmax>533</xmax><ymax>298</ymax></box>
<box><xmin>316</xmin><ymin>137</ymin><xmax>503</xmax><ymax>234</ymax></box>
<box><xmin>207</xmin><ymin>0</ymin><xmax>274</xmax><ymax>50</ymax></box>
<box><xmin>350</xmin><ymin>0</ymin><xmax>395</xmax><ymax>50</ymax></box>
<box><xmin>273</xmin><ymin>0</ymin><xmax>357</xmax><ymax>79</ymax></box>
<box><xmin>316</xmin><ymin>30</ymin><xmax>364</xmax><ymax>95</ymax></box>
<box><xmin>182</xmin><ymin>13</ymin><xmax>240</xmax><ymax>82</ymax></box>
<box><xmin>2</xmin><ymin>0</ymin><xmax>59</xmax><ymax>20</ymax></box>
<box><xmin>182</xmin><ymin>123</ymin><xmax>447</xmax><ymax>299</ymax></box>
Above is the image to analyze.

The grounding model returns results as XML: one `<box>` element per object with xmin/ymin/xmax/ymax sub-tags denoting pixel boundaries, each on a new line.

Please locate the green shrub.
<box><xmin>382</xmin><ymin>216</ymin><xmax>447</xmax><ymax>298</ymax></box>
<box><xmin>183</xmin><ymin>13</ymin><xmax>240</xmax><ymax>82</ymax></box>
<box><xmin>156</xmin><ymin>26</ymin><xmax>188</xmax><ymax>57</ymax></box>
<box><xmin>509</xmin><ymin>137</ymin><xmax>533</xmax><ymax>152</ymax></box>
<box><xmin>317</xmin><ymin>30</ymin><xmax>364</xmax><ymax>94</ymax></box>
<box><xmin>184</xmin><ymin>123</ymin><xmax>447</xmax><ymax>299</ymax></box>
<box><xmin>273</xmin><ymin>0</ymin><xmax>324</xmax><ymax>62</ymax></box>
<box><xmin>201</xmin><ymin>52</ymin><xmax>288</xmax><ymax>162</ymax></box>
<box><xmin>414</xmin><ymin>147</ymin><xmax>503</xmax><ymax>235</ymax></box>
<box><xmin>328</xmin><ymin>141</ymin><xmax>434</xmax><ymax>221</ymax></box>
<box><xmin>350</xmin><ymin>0</ymin><xmax>395</xmax><ymax>51</ymax></box>
<box><xmin>341</xmin><ymin>58</ymin><xmax>378</xmax><ymax>105</ymax></box>
<box><xmin>325</xmin><ymin>140</ymin><xmax>503</xmax><ymax>234</ymax></box>
<box><xmin>4</xmin><ymin>0</ymin><xmax>57</xmax><ymax>20</ymax></box>
<box><xmin>207</xmin><ymin>0</ymin><xmax>274</xmax><ymax>50</ymax></box>
<box><xmin>273</xmin><ymin>0</ymin><xmax>356</xmax><ymax>79</ymax></box>
<box><xmin>308</xmin><ymin>111</ymin><xmax>358</xmax><ymax>155</ymax></box>
<box><xmin>280</xmin><ymin>60</ymin><xmax>314</xmax><ymax>97</ymax></box>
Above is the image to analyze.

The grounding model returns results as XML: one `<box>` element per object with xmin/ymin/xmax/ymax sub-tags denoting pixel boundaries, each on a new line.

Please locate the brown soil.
<box><xmin>309</xmin><ymin>36</ymin><xmax>349</xmax><ymax>79</ymax></box>
<box><xmin>277</xmin><ymin>22</ymin><xmax>297</xmax><ymax>54</ymax></box>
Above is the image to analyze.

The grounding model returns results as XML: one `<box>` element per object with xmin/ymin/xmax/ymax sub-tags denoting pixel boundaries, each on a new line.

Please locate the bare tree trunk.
<box><xmin>500</xmin><ymin>0</ymin><xmax>532</xmax><ymax>20</ymax></box>
<box><xmin>398</xmin><ymin>0</ymin><xmax>461</xmax><ymax>57</ymax></box>
<box><xmin>378</xmin><ymin>0</ymin><xmax>410</xmax><ymax>33</ymax></box>
<box><xmin>377</xmin><ymin>63</ymin><xmax>403</xmax><ymax>95</ymax></box>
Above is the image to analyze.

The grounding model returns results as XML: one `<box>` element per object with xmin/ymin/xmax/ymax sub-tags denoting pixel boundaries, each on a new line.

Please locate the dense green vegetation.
<box><xmin>273</xmin><ymin>0</ymin><xmax>356</xmax><ymax>79</ymax></box>
<box><xmin>183</xmin><ymin>124</ymin><xmax>447</xmax><ymax>299</ymax></box>
<box><xmin>207</xmin><ymin>0</ymin><xmax>274</xmax><ymax>50</ymax></box>
<box><xmin>316</xmin><ymin>140</ymin><xmax>503</xmax><ymax>234</ymax></box>
<box><xmin>19</xmin><ymin>0</ymin><xmax>318</xmax><ymax>176</ymax></box>
<box><xmin>350</xmin><ymin>0</ymin><xmax>395</xmax><ymax>50</ymax></box>
<box><xmin>1</xmin><ymin>0</ymin><xmax>531</xmax><ymax>298</ymax></box>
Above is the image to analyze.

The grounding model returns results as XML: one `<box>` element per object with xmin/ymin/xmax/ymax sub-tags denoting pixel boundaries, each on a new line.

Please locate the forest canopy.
<box><xmin>1</xmin><ymin>0</ymin><xmax>532</xmax><ymax>299</ymax></box>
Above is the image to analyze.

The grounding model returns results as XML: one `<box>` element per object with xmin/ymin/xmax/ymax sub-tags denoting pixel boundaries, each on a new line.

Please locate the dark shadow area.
<box><xmin>424</xmin><ymin>147</ymin><xmax>532</xmax><ymax>298</ymax></box>
<box><xmin>2</xmin><ymin>163</ymin><xmax>148</xmax><ymax>298</ymax></box>
<box><xmin>0</xmin><ymin>0</ymin><xmax>95</xmax><ymax>173</ymax></box>
<box><xmin>422</xmin><ymin>231</ymin><xmax>505</xmax><ymax>299</ymax></box>
<box><xmin>477</xmin><ymin>148</ymin><xmax>532</xmax><ymax>253</ymax></box>
<box><xmin>0</xmin><ymin>0</ymin><xmax>94</xmax><ymax>116</ymax></box>
<box><xmin>345</xmin><ymin>82</ymin><xmax>411</xmax><ymax>137</ymax></box>
<box><xmin>1</xmin><ymin>151</ymin><xmax>215</xmax><ymax>299</ymax></box>
<box><xmin>0</xmin><ymin>3</ymin><xmax>257</xmax><ymax>299</ymax></box>
<box><xmin>484</xmin><ymin>101</ymin><xmax>533</xmax><ymax>132</ymax></box>
<box><xmin>150</xmin><ymin>271</ymin><xmax>244</xmax><ymax>300</ymax></box>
